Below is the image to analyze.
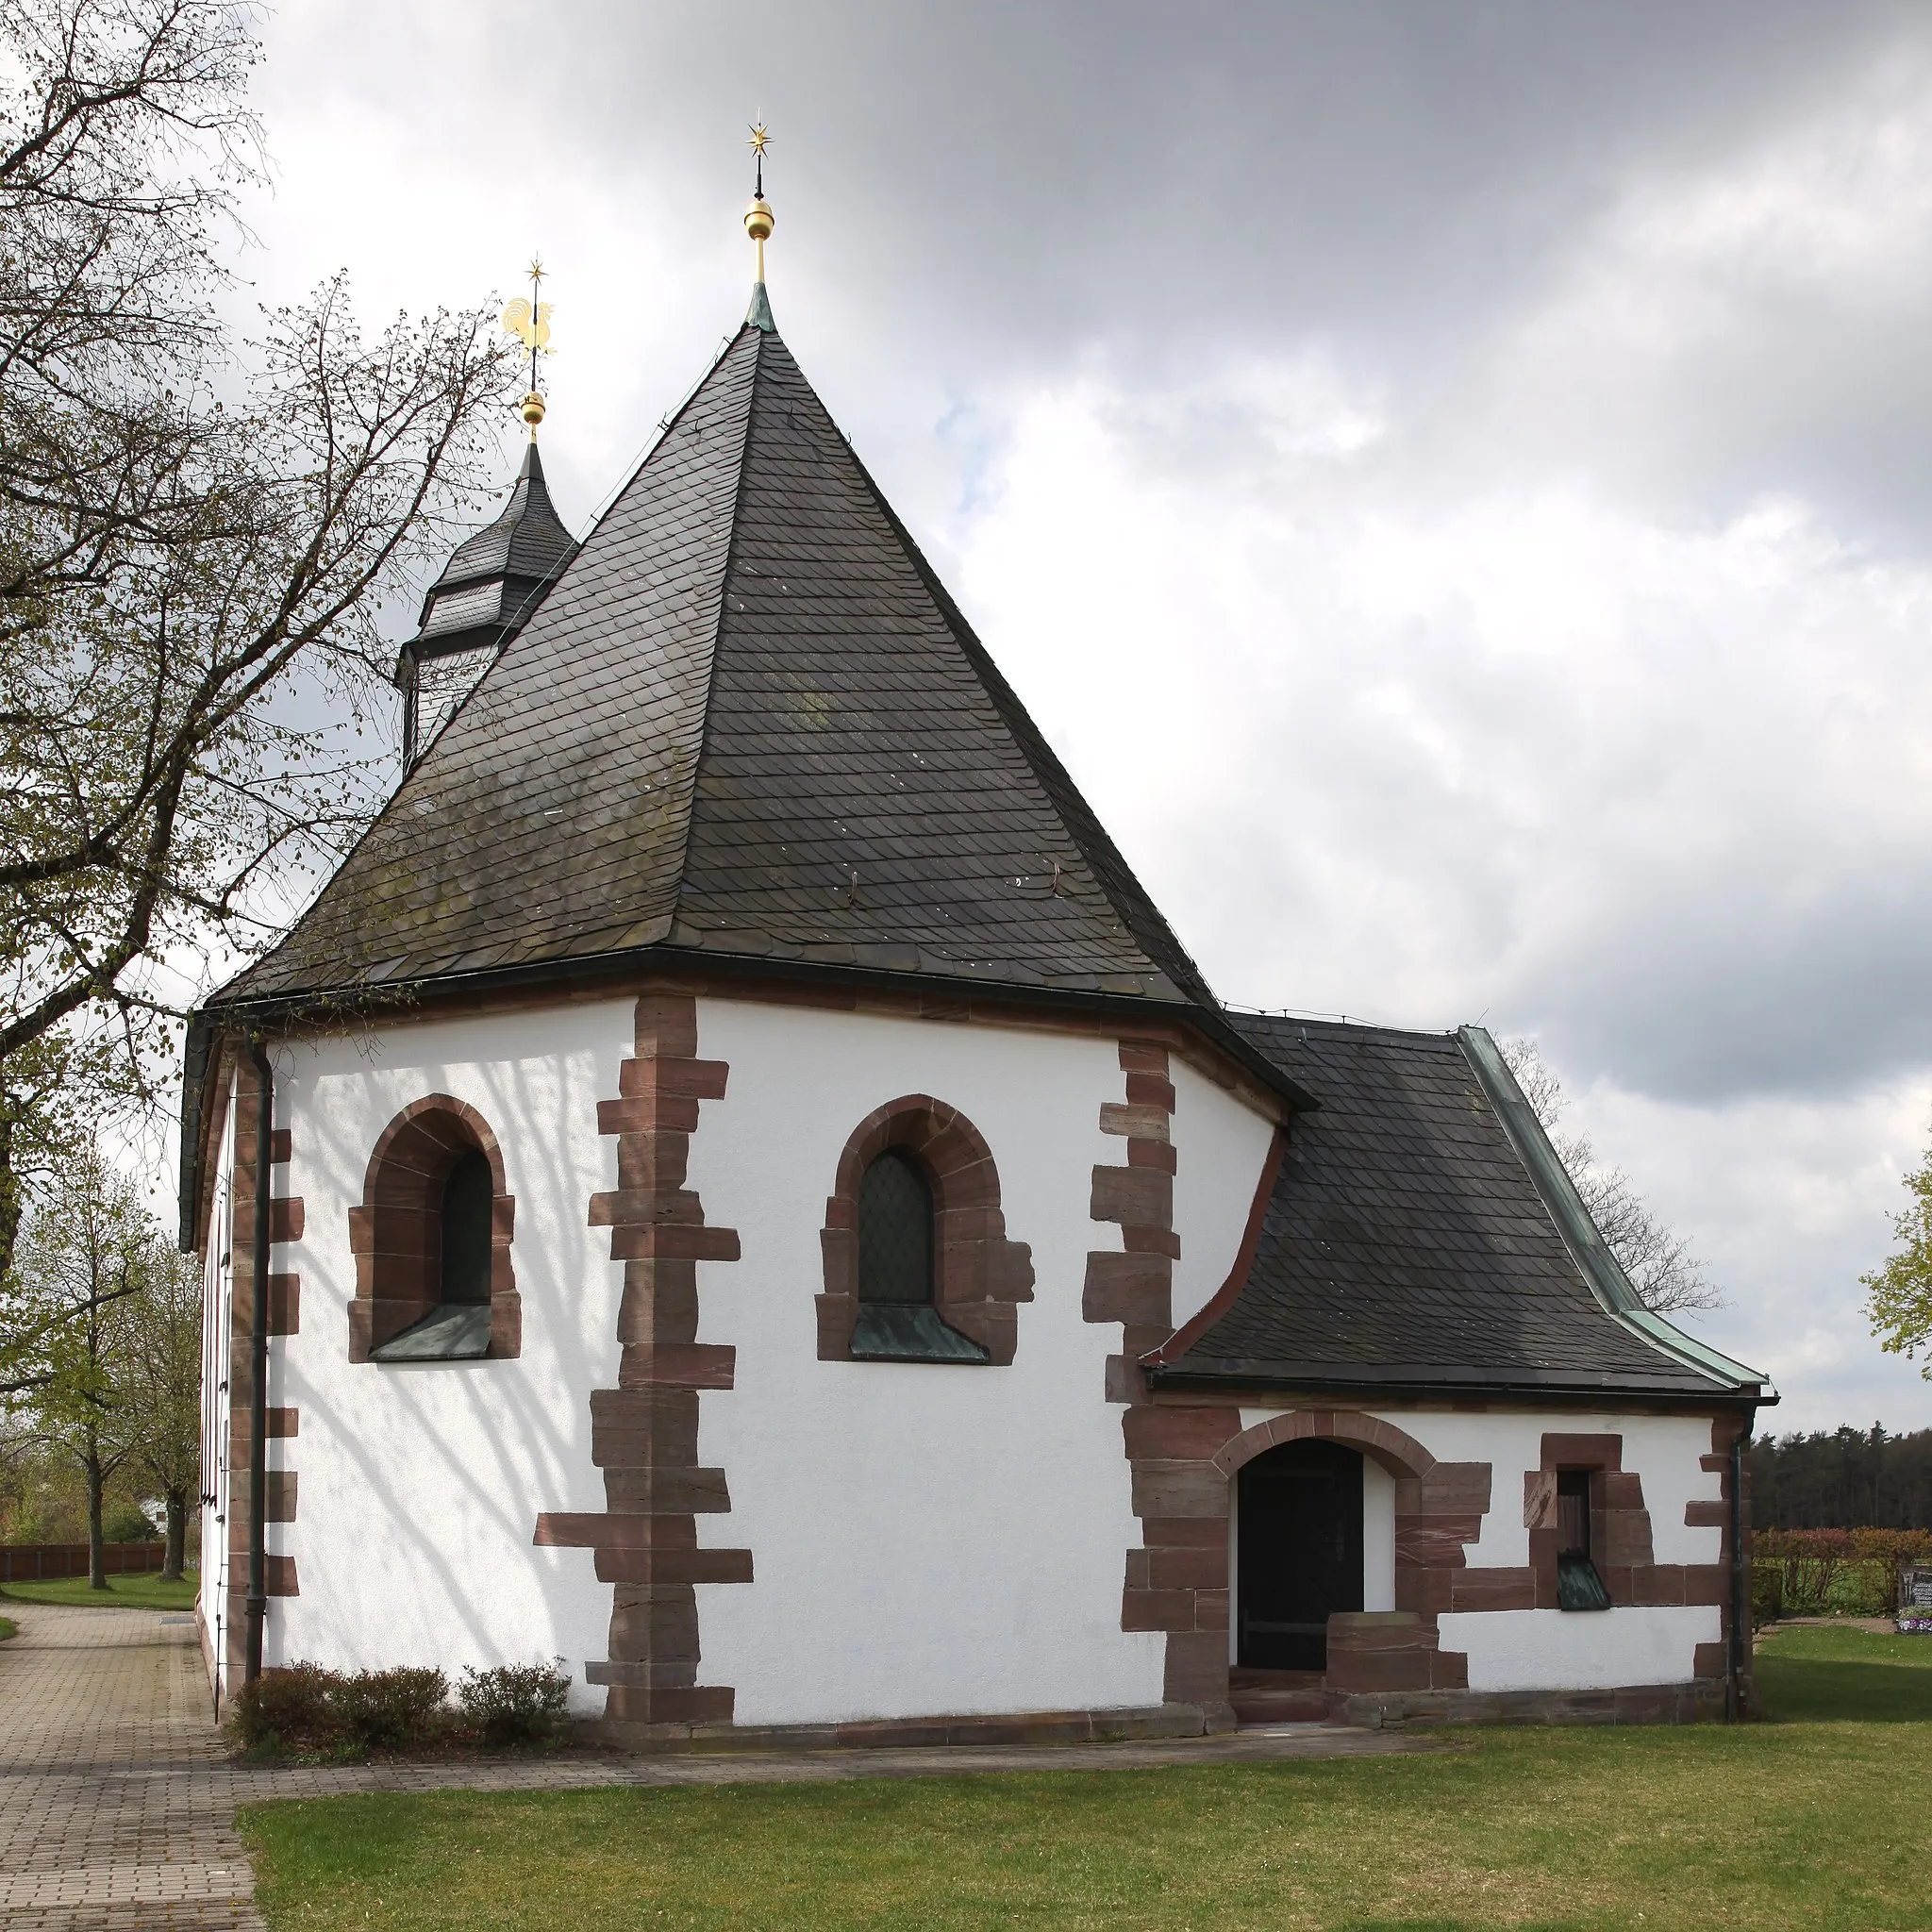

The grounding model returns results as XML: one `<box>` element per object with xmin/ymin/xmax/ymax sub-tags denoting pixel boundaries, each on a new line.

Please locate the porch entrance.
<box><xmin>1237</xmin><ymin>1439</ymin><xmax>1364</xmax><ymax>1671</ymax></box>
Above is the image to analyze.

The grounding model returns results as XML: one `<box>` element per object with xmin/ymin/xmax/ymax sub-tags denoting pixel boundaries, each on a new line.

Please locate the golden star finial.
<box><xmin>747</xmin><ymin>121</ymin><xmax>769</xmax><ymax>159</ymax></box>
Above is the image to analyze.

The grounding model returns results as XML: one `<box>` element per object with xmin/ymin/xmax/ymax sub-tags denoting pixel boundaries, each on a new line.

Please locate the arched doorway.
<box><xmin>1237</xmin><ymin>1439</ymin><xmax>1365</xmax><ymax>1671</ymax></box>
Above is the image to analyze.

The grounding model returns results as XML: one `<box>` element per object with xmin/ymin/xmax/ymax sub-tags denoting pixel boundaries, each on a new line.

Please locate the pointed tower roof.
<box><xmin>213</xmin><ymin>308</ymin><xmax>1302</xmax><ymax>1099</ymax></box>
<box><xmin>404</xmin><ymin>441</ymin><xmax>577</xmax><ymax>665</ymax></box>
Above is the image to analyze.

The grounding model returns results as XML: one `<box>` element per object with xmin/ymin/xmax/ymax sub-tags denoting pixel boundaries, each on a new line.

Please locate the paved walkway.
<box><xmin>0</xmin><ymin>1599</ymin><xmax>1428</xmax><ymax>1930</ymax></box>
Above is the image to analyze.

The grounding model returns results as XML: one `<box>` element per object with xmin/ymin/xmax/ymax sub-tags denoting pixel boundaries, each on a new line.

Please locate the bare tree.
<box><xmin>0</xmin><ymin>2</ymin><xmax>518</xmax><ymax>1292</ymax></box>
<box><xmin>1500</xmin><ymin>1036</ymin><xmax>1724</xmax><ymax>1316</ymax></box>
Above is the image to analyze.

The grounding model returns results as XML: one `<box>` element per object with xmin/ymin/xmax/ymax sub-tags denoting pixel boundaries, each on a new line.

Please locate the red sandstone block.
<box><xmin>1328</xmin><ymin>1616</ymin><xmax>1433</xmax><ymax>1655</ymax></box>
<box><xmin>1524</xmin><ymin>1468</ymin><xmax>1558</xmax><ymax>1530</ymax></box>
<box><xmin>1693</xmin><ymin>1641</ymin><xmax>1728</xmax><ymax>1679</ymax></box>
<box><xmin>266</xmin><ymin>1274</ymin><xmax>300</xmax><ymax>1336</ymax></box>
<box><xmin>1395</xmin><ymin>1567</ymin><xmax>1454</xmax><ymax>1614</ymax></box>
<box><xmin>1328</xmin><ymin>1650</ymin><xmax>1433</xmax><ymax>1693</ymax></box>
<box><xmin>1450</xmin><ymin>1568</ymin><xmax>1535</xmax><ymax>1612</ymax></box>
<box><xmin>606</xmin><ymin>1684</ymin><xmax>735</xmax><ymax>1725</ymax></box>
<box><xmin>1121</xmin><ymin>1587</ymin><xmax>1195</xmax><ymax>1631</ymax></box>
<box><xmin>1601</xmin><ymin>1472</ymin><xmax>1645</xmax><ymax>1511</ymax></box>
<box><xmin>608</xmin><ymin>1224</ymin><xmax>741</xmax><ymax>1262</ymax></box>
<box><xmin>1118</xmin><ymin>1225</ymin><xmax>1183</xmax><ymax>1259</ymax></box>
<box><xmin>265</xmin><ymin>1556</ymin><xmax>298</xmax><ymax>1597</ymax></box>
<box><xmin>1139</xmin><ymin>1518</ymin><xmax>1229</xmax><ymax>1550</ymax></box>
<box><xmin>1127</xmin><ymin>1140</ymin><xmax>1179</xmax><ymax>1174</ymax></box>
<box><xmin>593</xmin><ymin>1548</ymin><xmax>754</xmax><ymax>1586</ymax></box>
<box><xmin>1099</xmin><ymin>1102</ymin><xmax>1171</xmax><ymax>1142</ymax></box>
<box><xmin>1600</xmin><ymin>1511</ymin><xmax>1656</xmax><ymax>1566</ymax></box>
<box><xmin>1683</xmin><ymin>1564</ymin><xmax>1727</xmax><ymax>1606</ymax></box>
<box><xmin>1684</xmin><ymin>1499</ymin><xmax>1728</xmax><ymax>1527</ymax></box>
<box><xmin>598</xmin><ymin>1095</ymin><xmax>702</xmax><ymax>1137</ymax></box>
<box><xmin>269</xmin><ymin>1129</ymin><xmax>291</xmax><ymax>1164</ymax></box>
<box><xmin>265</xmin><ymin>1407</ymin><xmax>299</xmax><ymax>1438</ymax></box>
<box><xmin>1123</xmin><ymin>1073</ymin><xmax>1176</xmax><ymax>1112</ymax></box>
<box><xmin>1090</xmin><ymin>1165</ymin><xmax>1174</xmax><ymax>1227</ymax></box>
<box><xmin>268</xmin><ymin>1197</ymin><xmax>304</xmax><ymax>1243</ymax></box>
<box><xmin>264</xmin><ymin>1472</ymin><xmax>297</xmax><ymax>1523</ymax></box>
<box><xmin>590</xmin><ymin>1188</ymin><xmax>708</xmax><ymax>1228</ymax></box>
<box><xmin>1084</xmin><ymin>1252</ymin><xmax>1173</xmax><ymax>1327</ymax></box>
<box><xmin>619</xmin><ymin>1058</ymin><xmax>729</xmax><ymax>1101</ymax></box>
<box><xmin>616</xmin><ymin>1343</ymin><xmax>736</xmax><ymax>1390</ymax></box>
<box><xmin>1124</xmin><ymin>1407</ymin><xmax>1242</xmax><ymax>1461</ymax></box>
<box><xmin>1162</xmin><ymin>1631</ymin><xmax>1228</xmax><ymax>1706</ymax></box>
<box><xmin>1419</xmin><ymin>1462</ymin><xmax>1491</xmax><ymax>1515</ymax></box>
<box><xmin>1541</xmin><ymin>1432</ymin><xmax>1623</xmax><ymax>1470</ymax></box>
<box><xmin>1193</xmin><ymin>1589</ymin><xmax>1229</xmax><ymax>1632</ymax></box>
<box><xmin>631</xmin><ymin>995</ymin><xmax>701</xmax><ymax>1058</ymax></box>
<box><xmin>1626</xmin><ymin>1565</ymin><xmax>1686</xmax><ymax>1607</ymax></box>
<box><xmin>536</xmin><ymin>1513</ymin><xmax>695</xmax><ymax>1549</ymax></box>
<box><xmin>1430</xmin><ymin>1648</ymin><xmax>1470</xmax><ymax>1690</ymax></box>
<box><xmin>1131</xmin><ymin>1461</ymin><xmax>1227</xmax><ymax>1521</ymax></box>
<box><xmin>1395</xmin><ymin>1516</ymin><xmax>1478</xmax><ymax>1567</ymax></box>
<box><xmin>1117</xmin><ymin>1041</ymin><xmax>1172</xmax><ymax>1075</ymax></box>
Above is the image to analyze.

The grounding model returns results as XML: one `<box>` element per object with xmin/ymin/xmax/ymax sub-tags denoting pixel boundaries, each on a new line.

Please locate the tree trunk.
<box><xmin>162</xmin><ymin>1487</ymin><xmax>187</xmax><ymax>1581</ymax></box>
<box><xmin>86</xmin><ymin>1445</ymin><xmax>107</xmax><ymax>1591</ymax></box>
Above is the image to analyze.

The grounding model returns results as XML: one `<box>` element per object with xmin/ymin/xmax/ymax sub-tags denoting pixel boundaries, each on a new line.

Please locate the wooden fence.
<box><xmin>0</xmin><ymin>1541</ymin><xmax>168</xmax><ymax>1581</ymax></box>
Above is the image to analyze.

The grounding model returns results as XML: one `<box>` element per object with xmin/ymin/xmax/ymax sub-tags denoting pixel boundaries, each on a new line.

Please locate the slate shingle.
<box><xmin>221</xmin><ymin>320</ymin><xmax>1218</xmax><ymax>1015</ymax></box>
<box><xmin>1164</xmin><ymin>1015</ymin><xmax>1757</xmax><ymax>1397</ymax></box>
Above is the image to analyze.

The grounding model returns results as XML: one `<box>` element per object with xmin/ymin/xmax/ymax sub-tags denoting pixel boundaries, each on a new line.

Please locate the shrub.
<box><xmin>1750</xmin><ymin>1559</ymin><xmax>1783</xmax><ymax>1629</ymax></box>
<box><xmin>103</xmin><ymin>1502</ymin><xmax>156</xmax><ymax>1542</ymax></box>
<box><xmin>331</xmin><ymin>1667</ymin><xmax>449</xmax><ymax>1752</ymax></box>
<box><xmin>231</xmin><ymin>1663</ymin><xmax>338</xmax><ymax>1752</ymax></box>
<box><xmin>458</xmin><ymin>1659</ymin><xmax>573</xmax><ymax>1746</ymax></box>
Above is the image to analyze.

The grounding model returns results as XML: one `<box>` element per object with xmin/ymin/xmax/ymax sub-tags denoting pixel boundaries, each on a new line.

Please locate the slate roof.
<box><xmin>407</xmin><ymin>441</ymin><xmax>578</xmax><ymax>662</ymax></box>
<box><xmin>217</xmin><ymin>305</ymin><xmax>1236</xmax><ymax>1033</ymax></box>
<box><xmin>1155</xmin><ymin>1015</ymin><xmax>1769</xmax><ymax>1401</ymax></box>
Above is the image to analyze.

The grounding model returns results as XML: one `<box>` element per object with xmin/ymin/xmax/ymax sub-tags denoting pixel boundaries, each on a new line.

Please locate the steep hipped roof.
<box><xmin>406</xmin><ymin>441</ymin><xmax>578</xmax><ymax>664</ymax></box>
<box><xmin>218</xmin><ymin>308</ymin><xmax>1241</xmax><ymax>1033</ymax></box>
<box><xmin>1154</xmin><ymin>1016</ymin><xmax>1771</xmax><ymax>1403</ymax></box>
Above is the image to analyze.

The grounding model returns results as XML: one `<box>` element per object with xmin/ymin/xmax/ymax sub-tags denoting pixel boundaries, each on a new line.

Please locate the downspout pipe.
<box><xmin>1728</xmin><ymin>1420</ymin><xmax>1748</xmax><ymax>1722</ymax></box>
<box><xmin>244</xmin><ymin>1038</ymin><xmax>274</xmax><ymax>1685</ymax></box>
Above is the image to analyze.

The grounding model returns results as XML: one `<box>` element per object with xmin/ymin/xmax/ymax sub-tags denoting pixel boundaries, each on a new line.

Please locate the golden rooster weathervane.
<box><xmin>502</xmin><ymin>258</ymin><xmax>553</xmax><ymax>439</ymax></box>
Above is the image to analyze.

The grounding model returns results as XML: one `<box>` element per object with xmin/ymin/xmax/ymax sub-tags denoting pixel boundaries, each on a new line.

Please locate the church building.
<box><xmin>184</xmin><ymin>172</ymin><xmax>1772</xmax><ymax>1742</ymax></box>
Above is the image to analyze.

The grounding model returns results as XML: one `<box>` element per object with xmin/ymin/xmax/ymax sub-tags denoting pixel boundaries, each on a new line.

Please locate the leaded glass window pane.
<box><xmin>440</xmin><ymin>1148</ymin><xmax>494</xmax><ymax>1305</ymax></box>
<box><xmin>858</xmin><ymin>1150</ymin><xmax>934</xmax><ymax>1305</ymax></box>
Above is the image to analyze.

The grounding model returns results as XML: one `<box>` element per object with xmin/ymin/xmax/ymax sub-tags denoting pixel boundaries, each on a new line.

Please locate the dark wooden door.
<box><xmin>1238</xmin><ymin>1440</ymin><xmax>1364</xmax><ymax>1670</ymax></box>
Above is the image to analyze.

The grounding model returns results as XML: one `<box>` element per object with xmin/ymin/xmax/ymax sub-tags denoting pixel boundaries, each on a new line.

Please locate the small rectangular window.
<box><xmin>1555</xmin><ymin>1469</ymin><xmax>1611</xmax><ymax>1611</ymax></box>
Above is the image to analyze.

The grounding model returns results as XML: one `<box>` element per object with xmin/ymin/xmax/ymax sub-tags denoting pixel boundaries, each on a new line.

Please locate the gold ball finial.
<box><xmin>743</xmin><ymin>196</ymin><xmax>774</xmax><ymax>243</ymax></box>
<box><xmin>520</xmin><ymin>389</ymin><xmax>546</xmax><ymax>436</ymax></box>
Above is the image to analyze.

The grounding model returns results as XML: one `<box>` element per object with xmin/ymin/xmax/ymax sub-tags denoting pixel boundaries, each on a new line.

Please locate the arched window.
<box><xmin>349</xmin><ymin>1097</ymin><xmax>518</xmax><ymax>1363</ymax></box>
<box><xmin>820</xmin><ymin>1098</ymin><xmax>1035</xmax><ymax>1366</ymax></box>
<box><xmin>439</xmin><ymin>1149</ymin><xmax>494</xmax><ymax>1306</ymax></box>
<box><xmin>858</xmin><ymin>1150</ymin><xmax>934</xmax><ymax>1305</ymax></box>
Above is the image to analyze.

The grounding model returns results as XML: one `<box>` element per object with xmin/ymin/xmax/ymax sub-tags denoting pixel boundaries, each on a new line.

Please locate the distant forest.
<box><xmin>1750</xmin><ymin>1426</ymin><xmax>1932</xmax><ymax>1530</ymax></box>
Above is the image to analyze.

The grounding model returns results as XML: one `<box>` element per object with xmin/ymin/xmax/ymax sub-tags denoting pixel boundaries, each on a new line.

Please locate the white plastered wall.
<box><xmin>687</xmin><ymin>999</ymin><xmax>1241</xmax><ymax>1725</ymax></box>
<box><xmin>1168</xmin><ymin>1058</ymin><xmax>1277</xmax><ymax>1330</ymax></box>
<box><xmin>253</xmin><ymin>991</ymin><xmax>1281</xmax><ymax>1726</ymax></box>
<box><xmin>262</xmin><ymin>1002</ymin><xmax>633</xmax><ymax>1711</ymax></box>
<box><xmin>1233</xmin><ymin>1406</ymin><xmax>1725</xmax><ymax>1690</ymax></box>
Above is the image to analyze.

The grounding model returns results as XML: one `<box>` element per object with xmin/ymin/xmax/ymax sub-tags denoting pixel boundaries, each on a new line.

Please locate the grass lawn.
<box><xmin>0</xmin><ymin>1615</ymin><xmax>13</xmax><ymax>1640</ymax></box>
<box><xmin>240</xmin><ymin>1624</ymin><xmax>1932</xmax><ymax>1932</ymax></box>
<box><xmin>0</xmin><ymin>1570</ymin><xmax>197</xmax><ymax>1611</ymax></box>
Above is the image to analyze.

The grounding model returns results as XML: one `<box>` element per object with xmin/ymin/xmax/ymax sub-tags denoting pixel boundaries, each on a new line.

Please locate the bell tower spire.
<box><xmin>744</xmin><ymin>119</ymin><xmax>775</xmax><ymax>332</ymax></box>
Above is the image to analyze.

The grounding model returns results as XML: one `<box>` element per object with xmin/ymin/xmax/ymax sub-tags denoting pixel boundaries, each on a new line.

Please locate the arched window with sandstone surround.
<box><xmin>348</xmin><ymin>1096</ymin><xmax>519</xmax><ymax>1364</ymax></box>
<box><xmin>818</xmin><ymin>1096</ymin><xmax>1034</xmax><ymax>1365</ymax></box>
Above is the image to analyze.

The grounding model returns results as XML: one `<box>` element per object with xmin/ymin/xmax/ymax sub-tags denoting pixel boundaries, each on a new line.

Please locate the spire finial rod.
<box><xmin>744</xmin><ymin>119</ymin><xmax>774</xmax><ymax>289</ymax></box>
<box><xmin>502</xmin><ymin>257</ymin><xmax>554</xmax><ymax>441</ymax></box>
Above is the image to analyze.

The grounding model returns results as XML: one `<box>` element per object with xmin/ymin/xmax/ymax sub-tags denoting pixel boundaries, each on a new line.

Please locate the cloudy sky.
<box><xmin>235</xmin><ymin>0</ymin><xmax>1932</xmax><ymax>1433</ymax></box>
